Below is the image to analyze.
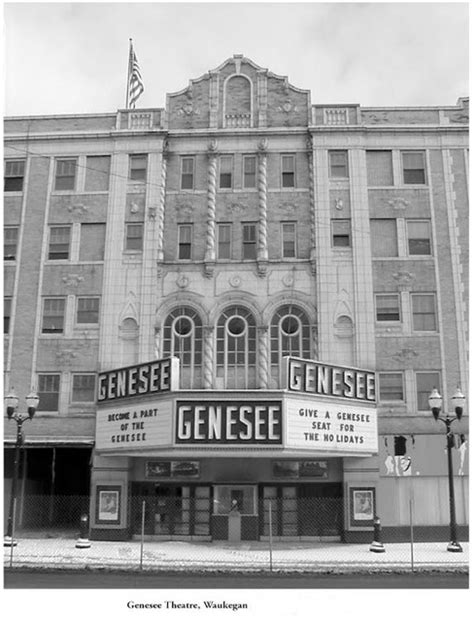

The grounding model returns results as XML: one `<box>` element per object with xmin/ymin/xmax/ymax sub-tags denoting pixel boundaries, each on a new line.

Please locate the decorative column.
<box><xmin>156</xmin><ymin>140</ymin><xmax>169</xmax><ymax>266</ymax></box>
<box><xmin>204</xmin><ymin>140</ymin><xmax>218</xmax><ymax>277</ymax></box>
<box><xmin>257</xmin><ymin>325</ymin><xmax>269</xmax><ymax>389</ymax></box>
<box><xmin>154</xmin><ymin>327</ymin><xmax>161</xmax><ymax>359</ymax></box>
<box><xmin>311</xmin><ymin>324</ymin><xmax>319</xmax><ymax>360</ymax></box>
<box><xmin>203</xmin><ymin>326</ymin><xmax>215</xmax><ymax>389</ymax></box>
<box><xmin>257</xmin><ymin>138</ymin><xmax>269</xmax><ymax>277</ymax></box>
<box><xmin>307</xmin><ymin>135</ymin><xmax>317</xmax><ymax>275</ymax></box>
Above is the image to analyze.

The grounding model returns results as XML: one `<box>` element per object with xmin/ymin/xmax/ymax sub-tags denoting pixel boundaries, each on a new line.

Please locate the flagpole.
<box><xmin>125</xmin><ymin>38</ymin><xmax>133</xmax><ymax>109</ymax></box>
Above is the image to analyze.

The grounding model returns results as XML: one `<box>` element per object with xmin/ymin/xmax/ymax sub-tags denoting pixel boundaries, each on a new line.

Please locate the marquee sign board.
<box><xmin>175</xmin><ymin>401</ymin><xmax>283</xmax><ymax>445</ymax></box>
<box><xmin>285</xmin><ymin>396</ymin><xmax>378</xmax><ymax>454</ymax></box>
<box><xmin>95</xmin><ymin>398</ymin><xmax>173</xmax><ymax>450</ymax></box>
<box><xmin>284</xmin><ymin>356</ymin><xmax>376</xmax><ymax>403</ymax></box>
<box><xmin>97</xmin><ymin>357</ymin><xmax>179</xmax><ymax>404</ymax></box>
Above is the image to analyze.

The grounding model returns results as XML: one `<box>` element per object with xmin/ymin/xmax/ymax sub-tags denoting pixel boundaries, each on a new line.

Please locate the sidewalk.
<box><xmin>4</xmin><ymin>537</ymin><xmax>469</xmax><ymax>573</ymax></box>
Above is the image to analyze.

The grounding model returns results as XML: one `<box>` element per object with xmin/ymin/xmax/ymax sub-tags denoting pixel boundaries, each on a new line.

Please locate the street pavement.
<box><xmin>3</xmin><ymin>537</ymin><xmax>469</xmax><ymax>573</ymax></box>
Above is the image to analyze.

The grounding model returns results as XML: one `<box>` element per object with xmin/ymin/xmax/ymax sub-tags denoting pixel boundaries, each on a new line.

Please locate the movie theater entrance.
<box><xmin>130</xmin><ymin>482</ymin><xmax>212</xmax><ymax>538</ymax></box>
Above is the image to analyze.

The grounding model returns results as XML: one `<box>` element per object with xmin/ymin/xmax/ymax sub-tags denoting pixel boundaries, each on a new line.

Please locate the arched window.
<box><xmin>119</xmin><ymin>317</ymin><xmax>139</xmax><ymax>365</ymax></box>
<box><xmin>162</xmin><ymin>307</ymin><xmax>203</xmax><ymax>388</ymax></box>
<box><xmin>270</xmin><ymin>305</ymin><xmax>311</xmax><ymax>387</ymax></box>
<box><xmin>216</xmin><ymin>305</ymin><xmax>256</xmax><ymax>388</ymax></box>
<box><xmin>225</xmin><ymin>76</ymin><xmax>252</xmax><ymax>128</ymax></box>
<box><xmin>334</xmin><ymin>315</ymin><xmax>354</xmax><ymax>365</ymax></box>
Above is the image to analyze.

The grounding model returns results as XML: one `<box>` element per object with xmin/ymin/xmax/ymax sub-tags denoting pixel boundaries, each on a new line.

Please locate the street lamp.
<box><xmin>4</xmin><ymin>390</ymin><xmax>39</xmax><ymax>547</ymax></box>
<box><xmin>428</xmin><ymin>386</ymin><xmax>465</xmax><ymax>553</ymax></box>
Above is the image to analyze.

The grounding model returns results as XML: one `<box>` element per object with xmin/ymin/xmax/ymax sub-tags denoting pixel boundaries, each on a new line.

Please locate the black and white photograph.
<box><xmin>2</xmin><ymin>1</ymin><xmax>470</xmax><ymax>618</ymax></box>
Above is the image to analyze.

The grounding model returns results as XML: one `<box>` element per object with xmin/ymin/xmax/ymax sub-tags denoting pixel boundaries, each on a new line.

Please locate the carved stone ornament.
<box><xmin>227</xmin><ymin>202</ymin><xmax>247</xmax><ymax>214</ymax></box>
<box><xmin>392</xmin><ymin>271</ymin><xmax>415</xmax><ymax>289</ymax></box>
<box><xmin>55</xmin><ymin>349</ymin><xmax>77</xmax><ymax>365</ymax></box>
<box><xmin>334</xmin><ymin>198</ymin><xmax>344</xmax><ymax>210</ymax></box>
<box><xmin>175</xmin><ymin>202</ymin><xmax>194</xmax><ymax>217</ymax></box>
<box><xmin>257</xmin><ymin>138</ymin><xmax>268</xmax><ymax>153</ymax></box>
<box><xmin>278</xmin><ymin>202</ymin><xmax>298</xmax><ymax>214</ymax></box>
<box><xmin>282</xmin><ymin>272</ymin><xmax>295</xmax><ymax>287</ymax></box>
<box><xmin>148</xmin><ymin>205</ymin><xmax>157</xmax><ymax>220</ymax></box>
<box><xmin>178</xmin><ymin>92</ymin><xmax>198</xmax><ymax>117</ymax></box>
<box><xmin>207</xmin><ymin>139</ymin><xmax>218</xmax><ymax>154</ymax></box>
<box><xmin>176</xmin><ymin>274</ymin><xmax>189</xmax><ymax>289</ymax></box>
<box><xmin>392</xmin><ymin>348</ymin><xmax>419</xmax><ymax>364</ymax></box>
<box><xmin>278</xmin><ymin>98</ymin><xmax>297</xmax><ymax>114</ymax></box>
<box><xmin>67</xmin><ymin>203</ymin><xmax>89</xmax><ymax>216</ymax></box>
<box><xmin>62</xmin><ymin>274</ymin><xmax>84</xmax><ymax>288</ymax></box>
<box><xmin>229</xmin><ymin>275</ymin><xmax>242</xmax><ymax>288</ymax></box>
<box><xmin>386</xmin><ymin>197</ymin><xmax>410</xmax><ymax>210</ymax></box>
<box><xmin>130</xmin><ymin>201</ymin><xmax>140</xmax><ymax>214</ymax></box>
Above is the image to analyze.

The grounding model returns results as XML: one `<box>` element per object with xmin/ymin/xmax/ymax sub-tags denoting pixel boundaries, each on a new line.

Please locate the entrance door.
<box><xmin>130</xmin><ymin>483</ymin><xmax>211</xmax><ymax>537</ymax></box>
<box><xmin>260</xmin><ymin>486</ymin><xmax>298</xmax><ymax>537</ymax></box>
<box><xmin>298</xmin><ymin>483</ymin><xmax>343</xmax><ymax>537</ymax></box>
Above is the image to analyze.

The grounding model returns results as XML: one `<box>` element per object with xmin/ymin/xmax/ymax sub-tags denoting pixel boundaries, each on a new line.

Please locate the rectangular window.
<box><xmin>4</xmin><ymin>160</ymin><xmax>25</xmax><ymax>192</ymax></box>
<box><xmin>55</xmin><ymin>158</ymin><xmax>77</xmax><ymax>191</ymax></box>
<box><xmin>4</xmin><ymin>298</ymin><xmax>11</xmax><ymax>334</ymax></box>
<box><xmin>213</xmin><ymin>485</ymin><xmax>257</xmax><ymax>515</ymax></box>
<box><xmin>402</xmin><ymin>151</ymin><xmax>426</xmax><ymax>184</ymax></box>
<box><xmin>281</xmin><ymin>155</ymin><xmax>295</xmax><ymax>188</ymax></box>
<box><xmin>242</xmin><ymin>223</ymin><xmax>257</xmax><ymax>259</ymax></box>
<box><xmin>4</xmin><ymin>227</ymin><xmax>18</xmax><ymax>261</ymax></box>
<box><xmin>85</xmin><ymin>155</ymin><xmax>111</xmax><ymax>191</ymax></box>
<box><xmin>375</xmin><ymin>294</ymin><xmax>401</xmax><ymax>322</ymax></box>
<box><xmin>72</xmin><ymin>374</ymin><xmax>96</xmax><ymax>403</ymax></box>
<box><xmin>366</xmin><ymin>151</ymin><xmax>393</xmax><ymax>186</ymax></box>
<box><xmin>37</xmin><ymin>374</ymin><xmax>60</xmax><ymax>411</ymax></box>
<box><xmin>48</xmin><ymin>226</ymin><xmax>71</xmax><ymax>260</ymax></box>
<box><xmin>125</xmin><ymin>223</ymin><xmax>143</xmax><ymax>252</ymax></box>
<box><xmin>217</xmin><ymin>223</ymin><xmax>231</xmax><ymax>259</ymax></box>
<box><xmin>79</xmin><ymin>223</ymin><xmax>106</xmax><ymax>260</ymax></box>
<box><xmin>407</xmin><ymin>220</ymin><xmax>431</xmax><ymax>255</ymax></box>
<box><xmin>178</xmin><ymin>224</ymin><xmax>192</xmax><ymax>260</ymax></box>
<box><xmin>412</xmin><ymin>294</ymin><xmax>437</xmax><ymax>331</ymax></box>
<box><xmin>370</xmin><ymin>219</ymin><xmax>398</xmax><ymax>257</ymax></box>
<box><xmin>181</xmin><ymin>157</ymin><xmax>194</xmax><ymax>190</ymax></box>
<box><xmin>379</xmin><ymin>372</ymin><xmax>404</xmax><ymax>402</ymax></box>
<box><xmin>282</xmin><ymin>222</ymin><xmax>297</xmax><ymax>258</ymax></box>
<box><xmin>332</xmin><ymin>220</ymin><xmax>351</xmax><ymax>247</ymax></box>
<box><xmin>42</xmin><ymin>298</ymin><xmax>66</xmax><ymax>334</ymax></box>
<box><xmin>329</xmin><ymin>150</ymin><xmax>349</xmax><ymax>178</ymax></box>
<box><xmin>416</xmin><ymin>372</ymin><xmax>440</xmax><ymax>411</ymax></box>
<box><xmin>243</xmin><ymin>156</ymin><xmax>256</xmax><ymax>188</ymax></box>
<box><xmin>76</xmin><ymin>297</ymin><xmax>100</xmax><ymax>324</ymax></box>
<box><xmin>219</xmin><ymin>156</ymin><xmax>233</xmax><ymax>189</ymax></box>
<box><xmin>129</xmin><ymin>154</ymin><xmax>147</xmax><ymax>182</ymax></box>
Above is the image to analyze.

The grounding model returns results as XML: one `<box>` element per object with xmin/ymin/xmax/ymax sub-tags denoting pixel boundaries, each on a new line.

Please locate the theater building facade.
<box><xmin>4</xmin><ymin>55</ymin><xmax>469</xmax><ymax>542</ymax></box>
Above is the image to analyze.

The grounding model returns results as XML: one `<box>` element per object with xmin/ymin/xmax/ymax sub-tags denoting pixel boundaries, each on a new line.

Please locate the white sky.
<box><xmin>3</xmin><ymin>1</ymin><xmax>469</xmax><ymax>117</ymax></box>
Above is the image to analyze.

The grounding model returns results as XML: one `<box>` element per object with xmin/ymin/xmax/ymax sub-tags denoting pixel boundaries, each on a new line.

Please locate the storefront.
<box><xmin>90</xmin><ymin>357</ymin><xmax>378</xmax><ymax>541</ymax></box>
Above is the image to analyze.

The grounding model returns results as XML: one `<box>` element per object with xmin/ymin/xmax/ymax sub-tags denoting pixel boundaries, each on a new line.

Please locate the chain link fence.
<box><xmin>4</xmin><ymin>494</ymin><xmax>469</xmax><ymax>572</ymax></box>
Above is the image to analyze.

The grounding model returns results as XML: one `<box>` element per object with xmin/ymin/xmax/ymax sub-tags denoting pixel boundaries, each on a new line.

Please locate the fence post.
<box><xmin>268</xmin><ymin>499</ymin><xmax>273</xmax><ymax>572</ymax></box>
<box><xmin>9</xmin><ymin>498</ymin><xmax>17</xmax><ymax>568</ymax></box>
<box><xmin>139</xmin><ymin>500</ymin><xmax>146</xmax><ymax>571</ymax></box>
<box><xmin>76</xmin><ymin>513</ymin><xmax>91</xmax><ymax>549</ymax></box>
<box><xmin>409</xmin><ymin>497</ymin><xmax>414</xmax><ymax>572</ymax></box>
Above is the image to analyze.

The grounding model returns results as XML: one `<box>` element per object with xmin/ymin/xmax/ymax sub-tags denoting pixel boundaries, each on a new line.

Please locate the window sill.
<box><xmin>4</xmin><ymin>191</ymin><xmax>23</xmax><ymax>197</ymax></box>
<box><xmin>401</xmin><ymin>185</ymin><xmax>428</xmax><ymax>189</ymax></box>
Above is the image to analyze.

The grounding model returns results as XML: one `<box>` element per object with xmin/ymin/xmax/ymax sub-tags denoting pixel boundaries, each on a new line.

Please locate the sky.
<box><xmin>3</xmin><ymin>1</ymin><xmax>469</xmax><ymax>117</ymax></box>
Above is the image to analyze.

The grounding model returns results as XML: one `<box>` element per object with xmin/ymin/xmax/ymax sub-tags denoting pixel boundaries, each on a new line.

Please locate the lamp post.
<box><xmin>4</xmin><ymin>390</ymin><xmax>39</xmax><ymax>547</ymax></box>
<box><xmin>428</xmin><ymin>386</ymin><xmax>465</xmax><ymax>553</ymax></box>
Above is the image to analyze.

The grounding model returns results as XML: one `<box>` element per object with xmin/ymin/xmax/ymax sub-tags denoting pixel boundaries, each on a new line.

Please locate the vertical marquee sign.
<box><xmin>95</xmin><ymin>358</ymin><xmax>179</xmax><ymax>450</ymax></box>
<box><xmin>283</xmin><ymin>357</ymin><xmax>378</xmax><ymax>454</ymax></box>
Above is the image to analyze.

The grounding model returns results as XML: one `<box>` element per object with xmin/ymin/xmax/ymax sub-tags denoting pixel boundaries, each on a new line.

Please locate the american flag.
<box><xmin>127</xmin><ymin>41</ymin><xmax>144</xmax><ymax>108</ymax></box>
